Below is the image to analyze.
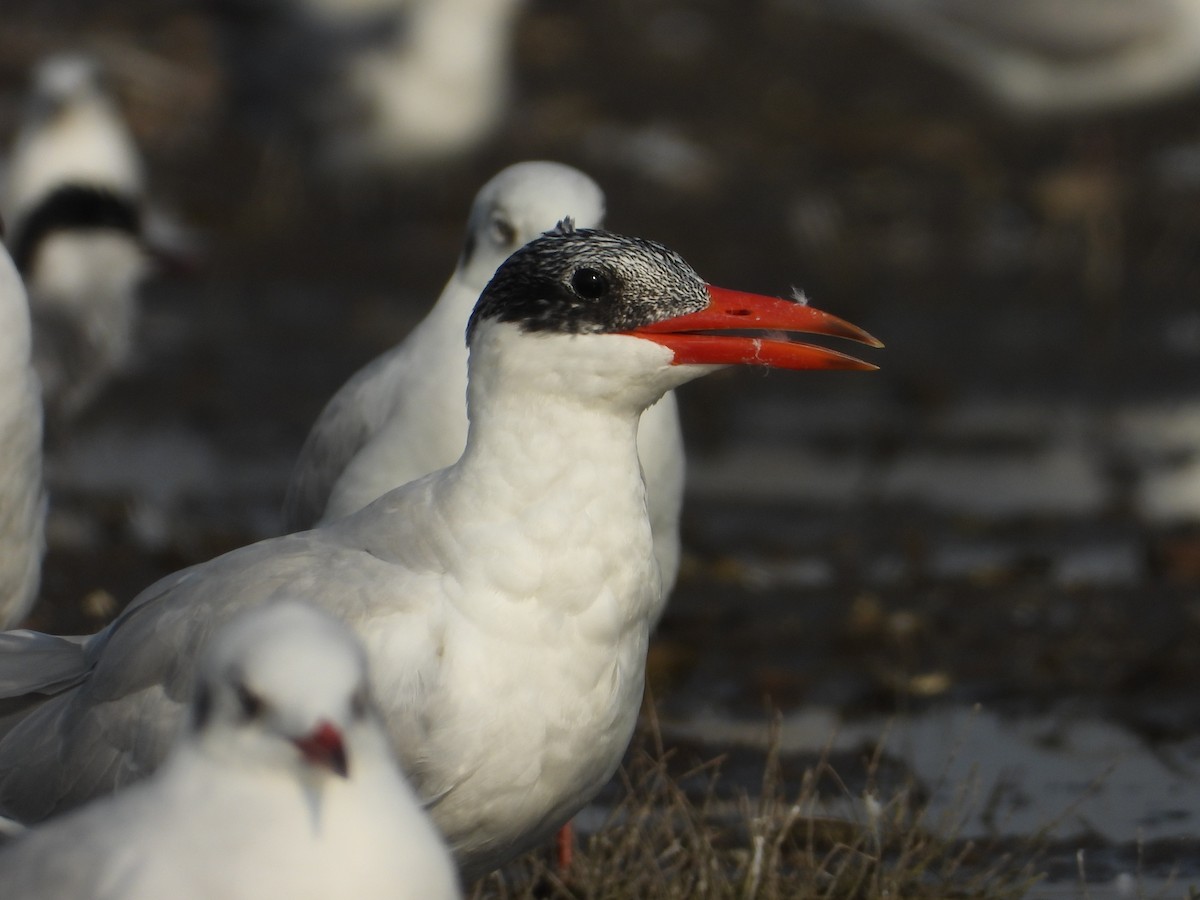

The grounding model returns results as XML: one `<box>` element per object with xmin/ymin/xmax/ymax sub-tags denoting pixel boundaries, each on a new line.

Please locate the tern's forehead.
<box><xmin>33</xmin><ymin>54</ymin><xmax>100</xmax><ymax>100</ymax></box>
<box><xmin>203</xmin><ymin>603</ymin><xmax>366</xmax><ymax>699</ymax></box>
<box><xmin>518</xmin><ymin>228</ymin><xmax>699</xmax><ymax>281</ymax></box>
<box><xmin>240</xmin><ymin>628</ymin><xmax>363</xmax><ymax>695</ymax></box>
<box><xmin>460</xmin><ymin>165</ymin><xmax>607</xmax><ymax>274</ymax></box>
<box><xmin>481</xmin><ymin>163</ymin><xmax>604</xmax><ymax>226</ymax></box>
<box><xmin>467</xmin><ymin>226</ymin><xmax>709</xmax><ymax>340</ymax></box>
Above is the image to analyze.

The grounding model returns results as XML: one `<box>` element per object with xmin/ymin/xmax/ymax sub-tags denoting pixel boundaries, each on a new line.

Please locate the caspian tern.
<box><xmin>0</xmin><ymin>222</ymin><xmax>879</xmax><ymax>881</ymax></box>
<box><xmin>0</xmin><ymin>227</ymin><xmax>45</xmax><ymax>630</ymax></box>
<box><xmin>0</xmin><ymin>602</ymin><xmax>461</xmax><ymax>899</ymax></box>
<box><xmin>3</xmin><ymin>53</ymin><xmax>150</xmax><ymax>424</ymax></box>
<box><xmin>284</xmin><ymin>161</ymin><xmax>687</xmax><ymax>601</ymax></box>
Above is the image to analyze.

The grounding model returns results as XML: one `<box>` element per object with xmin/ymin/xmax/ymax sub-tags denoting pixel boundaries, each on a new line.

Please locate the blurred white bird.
<box><xmin>0</xmin><ymin>226</ymin><xmax>45</xmax><ymax>630</ymax></box>
<box><xmin>208</xmin><ymin>0</ymin><xmax>526</xmax><ymax>175</ymax></box>
<box><xmin>284</xmin><ymin>161</ymin><xmax>687</xmax><ymax>601</ymax></box>
<box><xmin>0</xmin><ymin>602</ymin><xmax>461</xmax><ymax>899</ymax></box>
<box><xmin>3</xmin><ymin>53</ymin><xmax>150</xmax><ymax>424</ymax></box>
<box><xmin>838</xmin><ymin>0</ymin><xmax>1200</xmax><ymax>116</ymax></box>
<box><xmin>0</xmin><ymin>224</ymin><xmax>879</xmax><ymax>881</ymax></box>
<box><xmin>322</xmin><ymin>0</ymin><xmax>527</xmax><ymax>171</ymax></box>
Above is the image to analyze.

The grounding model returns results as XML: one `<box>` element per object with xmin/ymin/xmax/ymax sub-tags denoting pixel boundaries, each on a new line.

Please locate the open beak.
<box><xmin>628</xmin><ymin>285</ymin><xmax>882</xmax><ymax>370</ymax></box>
<box><xmin>293</xmin><ymin>721</ymin><xmax>349</xmax><ymax>778</ymax></box>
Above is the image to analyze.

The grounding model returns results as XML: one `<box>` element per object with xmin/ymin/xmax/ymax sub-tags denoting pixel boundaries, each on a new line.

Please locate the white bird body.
<box><xmin>285</xmin><ymin>162</ymin><xmax>685</xmax><ymax>599</ymax></box>
<box><xmin>3</xmin><ymin>54</ymin><xmax>149</xmax><ymax>422</ymax></box>
<box><xmin>0</xmin><ymin>242</ymin><xmax>44</xmax><ymax>629</ymax></box>
<box><xmin>0</xmin><ymin>602</ymin><xmax>460</xmax><ymax>899</ymax></box>
<box><xmin>844</xmin><ymin>0</ymin><xmax>1200</xmax><ymax>115</ymax></box>
<box><xmin>328</xmin><ymin>0</ymin><xmax>527</xmax><ymax>170</ymax></box>
<box><xmin>211</xmin><ymin>0</ymin><xmax>525</xmax><ymax>174</ymax></box>
<box><xmin>364</xmin><ymin>326</ymin><xmax>669</xmax><ymax>869</ymax></box>
<box><xmin>0</xmin><ymin>226</ymin><xmax>878</xmax><ymax>881</ymax></box>
<box><xmin>0</xmin><ymin>331</ymin><xmax>667</xmax><ymax>878</ymax></box>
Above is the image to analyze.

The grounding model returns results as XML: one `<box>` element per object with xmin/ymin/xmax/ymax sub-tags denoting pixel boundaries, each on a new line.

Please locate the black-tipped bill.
<box><xmin>293</xmin><ymin>721</ymin><xmax>349</xmax><ymax>778</ymax></box>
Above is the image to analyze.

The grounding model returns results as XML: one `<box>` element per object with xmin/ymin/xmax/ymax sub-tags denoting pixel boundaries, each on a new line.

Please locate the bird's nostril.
<box><xmin>728</xmin><ymin>309</ymin><xmax>752</xmax><ymax>316</ymax></box>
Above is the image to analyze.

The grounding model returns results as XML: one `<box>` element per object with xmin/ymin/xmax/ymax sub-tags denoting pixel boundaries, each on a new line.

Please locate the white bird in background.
<box><xmin>838</xmin><ymin>0</ymin><xmax>1200</xmax><ymax>116</ymax></box>
<box><xmin>0</xmin><ymin>228</ymin><xmax>45</xmax><ymax>630</ymax></box>
<box><xmin>322</xmin><ymin>0</ymin><xmax>527</xmax><ymax>172</ymax></box>
<box><xmin>284</xmin><ymin>161</ymin><xmax>687</xmax><ymax>601</ymax></box>
<box><xmin>3</xmin><ymin>53</ymin><xmax>151</xmax><ymax>425</ymax></box>
<box><xmin>0</xmin><ymin>602</ymin><xmax>461</xmax><ymax>900</ymax></box>
<box><xmin>207</xmin><ymin>0</ymin><xmax>526</xmax><ymax>175</ymax></box>
<box><xmin>0</xmin><ymin>224</ymin><xmax>879</xmax><ymax>882</ymax></box>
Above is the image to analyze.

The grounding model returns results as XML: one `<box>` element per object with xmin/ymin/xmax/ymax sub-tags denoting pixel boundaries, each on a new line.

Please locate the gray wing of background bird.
<box><xmin>0</xmin><ymin>631</ymin><xmax>86</xmax><ymax>700</ymax></box>
<box><xmin>0</xmin><ymin>515</ymin><xmax>442</xmax><ymax>823</ymax></box>
<box><xmin>283</xmin><ymin>344</ymin><xmax>413</xmax><ymax>531</ymax></box>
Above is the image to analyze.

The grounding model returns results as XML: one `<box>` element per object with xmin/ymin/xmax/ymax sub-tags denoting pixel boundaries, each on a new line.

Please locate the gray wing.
<box><xmin>0</xmin><ymin>516</ymin><xmax>440</xmax><ymax>823</ymax></box>
<box><xmin>283</xmin><ymin>346</ymin><xmax>410</xmax><ymax>532</ymax></box>
<box><xmin>0</xmin><ymin>631</ymin><xmax>86</xmax><ymax>700</ymax></box>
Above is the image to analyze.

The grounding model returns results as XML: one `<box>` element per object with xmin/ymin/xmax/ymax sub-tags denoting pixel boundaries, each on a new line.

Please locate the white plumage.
<box><xmin>0</xmin><ymin>235</ymin><xmax>45</xmax><ymax>629</ymax></box>
<box><xmin>210</xmin><ymin>0</ymin><xmax>526</xmax><ymax>174</ymax></box>
<box><xmin>321</xmin><ymin>0</ymin><xmax>527</xmax><ymax>171</ymax></box>
<box><xmin>0</xmin><ymin>602</ymin><xmax>461</xmax><ymax>900</ymax></box>
<box><xmin>284</xmin><ymin>161</ymin><xmax>686</xmax><ymax>600</ymax></box>
<box><xmin>0</xmin><ymin>225</ymin><xmax>877</xmax><ymax>882</ymax></box>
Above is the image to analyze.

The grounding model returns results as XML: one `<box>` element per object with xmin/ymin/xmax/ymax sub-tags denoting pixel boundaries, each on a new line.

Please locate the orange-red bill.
<box><xmin>629</xmin><ymin>285</ymin><xmax>881</xmax><ymax>370</ymax></box>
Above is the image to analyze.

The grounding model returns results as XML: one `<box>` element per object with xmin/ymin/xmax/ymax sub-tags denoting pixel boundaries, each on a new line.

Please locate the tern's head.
<box><xmin>464</xmin><ymin>222</ymin><xmax>880</xmax><ymax>409</ymax></box>
<box><xmin>25</xmin><ymin>54</ymin><xmax>109</xmax><ymax>122</ymax></box>
<box><xmin>191</xmin><ymin>602</ymin><xmax>376</xmax><ymax>780</ymax></box>
<box><xmin>457</xmin><ymin>161</ymin><xmax>605</xmax><ymax>290</ymax></box>
<box><xmin>6</xmin><ymin>53</ymin><xmax>143</xmax><ymax>223</ymax></box>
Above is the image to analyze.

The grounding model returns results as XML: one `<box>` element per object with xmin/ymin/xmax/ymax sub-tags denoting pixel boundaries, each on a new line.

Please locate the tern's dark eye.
<box><xmin>237</xmin><ymin>684</ymin><xmax>266</xmax><ymax>721</ymax></box>
<box><xmin>350</xmin><ymin>685</ymin><xmax>369</xmax><ymax>720</ymax></box>
<box><xmin>570</xmin><ymin>267</ymin><xmax>609</xmax><ymax>300</ymax></box>
<box><xmin>489</xmin><ymin>214</ymin><xmax>517</xmax><ymax>248</ymax></box>
<box><xmin>192</xmin><ymin>684</ymin><xmax>212</xmax><ymax>731</ymax></box>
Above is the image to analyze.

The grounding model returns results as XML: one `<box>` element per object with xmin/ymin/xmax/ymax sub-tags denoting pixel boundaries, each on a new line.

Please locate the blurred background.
<box><xmin>3</xmin><ymin>0</ymin><xmax>1199</xmax><ymax>889</ymax></box>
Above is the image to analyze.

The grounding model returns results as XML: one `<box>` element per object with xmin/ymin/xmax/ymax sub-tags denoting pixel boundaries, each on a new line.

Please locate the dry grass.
<box><xmin>471</xmin><ymin>711</ymin><xmax>1044</xmax><ymax>899</ymax></box>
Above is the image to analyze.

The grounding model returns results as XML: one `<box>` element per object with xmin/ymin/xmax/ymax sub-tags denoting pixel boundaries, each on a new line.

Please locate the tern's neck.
<box><xmin>453</xmin><ymin>364</ymin><xmax>645</xmax><ymax>515</ymax></box>
<box><xmin>426</xmin><ymin>330</ymin><xmax>665</xmax><ymax>626</ymax></box>
<box><xmin>460</xmin><ymin>326</ymin><xmax>667</xmax><ymax>474</ymax></box>
<box><xmin>450</xmin><ymin>328</ymin><xmax>680</xmax><ymax>504</ymax></box>
<box><xmin>443</xmin><ymin>391</ymin><xmax>654</xmax><ymax>632</ymax></box>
